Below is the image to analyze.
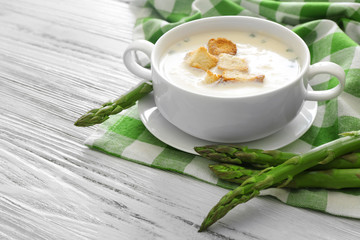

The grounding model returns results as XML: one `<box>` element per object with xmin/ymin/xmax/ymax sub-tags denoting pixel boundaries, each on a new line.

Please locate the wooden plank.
<box><xmin>1</xmin><ymin>0</ymin><xmax>360</xmax><ymax>239</ymax></box>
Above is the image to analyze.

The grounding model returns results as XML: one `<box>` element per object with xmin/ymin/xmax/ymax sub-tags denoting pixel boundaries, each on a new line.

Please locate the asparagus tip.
<box><xmin>74</xmin><ymin>114</ymin><xmax>108</xmax><ymax>127</ymax></box>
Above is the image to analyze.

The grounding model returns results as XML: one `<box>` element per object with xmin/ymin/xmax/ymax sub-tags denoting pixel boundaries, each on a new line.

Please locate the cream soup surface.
<box><xmin>159</xmin><ymin>31</ymin><xmax>300</xmax><ymax>97</ymax></box>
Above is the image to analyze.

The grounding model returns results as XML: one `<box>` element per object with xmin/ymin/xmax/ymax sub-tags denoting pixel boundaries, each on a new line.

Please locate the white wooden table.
<box><xmin>1</xmin><ymin>1</ymin><xmax>360</xmax><ymax>239</ymax></box>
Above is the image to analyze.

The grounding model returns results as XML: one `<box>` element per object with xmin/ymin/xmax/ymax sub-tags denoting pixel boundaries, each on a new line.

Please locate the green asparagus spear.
<box><xmin>311</xmin><ymin>152</ymin><xmax>360</xmax><ymax>170</ymax></box>
<box><xmin>199</xmin><ymin>131</ymin><xmax>360</xmax><ymax>231</ymax></box>
<box><xmin>195</xmin><ymin>145</ymin><xmax>360</xmax><ymax>170</ymax></box>
<box><xmin>210</xmin><ymin>163</ymin><xmax>360</xmax><ymax>189</ymax></box>
<box><xmin>74</xmin><ymin>81</ymin><xmax>153</xmax><ymax>127</ymax></box>
<box><xmin>285</xmin><ymin>168</ymin><xmax>360</xmax><ymax>189</ymax></box>
<box><xmin>194</xmin><ymin>145</ymin><xmax>297</xmax><ymax>167</ymax></box>
<box><xmin>209</xmin><ymin>164</ymin><xmax>259</xmax><ymax>182</ymax></box>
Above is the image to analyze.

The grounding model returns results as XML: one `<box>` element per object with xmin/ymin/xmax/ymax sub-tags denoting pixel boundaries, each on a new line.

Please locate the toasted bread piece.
<box><xmin>203</xmin><ymin>70</ymin><xmax>221</xmax><ymax>84</ymax></box>
<box><xmin>208</xmin><ymin>38</ymin><xmax>237</xmax><ymax>56</ymax></box>
<box><xmin>223</xmin><ymin>70</ymin><xmax>265</xmax><ymax>83</ymax></box>
<box><xmin>218</xmin><ymin>54</ymin><xmax>248</xmax><ymax>72</ymax></box>
<box><xmin>185</xmin><ymin>46</ymin><xmax>218</xmax><ymax>71</ymax></box>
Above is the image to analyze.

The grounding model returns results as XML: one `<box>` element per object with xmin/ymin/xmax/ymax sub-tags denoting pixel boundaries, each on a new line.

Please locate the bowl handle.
<box><xmin>305</xmin><ymin>62</ymin><xmax>346</xmax><ymax>101</ymax></box>
<box><xmin>123</xmin><ymin>40</ymin><xmax>154</xmax><ymax>80</ymax></box>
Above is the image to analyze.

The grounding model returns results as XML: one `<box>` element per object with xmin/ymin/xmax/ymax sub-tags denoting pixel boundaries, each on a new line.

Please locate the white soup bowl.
<box><xmin>123</xmin><ymin>16</ymin><xmax>345</xmax><ymax>143</ymax></box>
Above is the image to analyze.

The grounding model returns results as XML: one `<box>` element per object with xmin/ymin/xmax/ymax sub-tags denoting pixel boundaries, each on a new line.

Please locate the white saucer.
<box><xmin>138</xmin><ymin>93</ymin><xmax>317</xmax><ymax>155</ymax></box>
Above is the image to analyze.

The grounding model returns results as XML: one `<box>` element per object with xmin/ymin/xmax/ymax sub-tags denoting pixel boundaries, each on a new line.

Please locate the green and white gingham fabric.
<box><xmin>86</xmin><ymin>0</ymin><xmax>360</xmax><ymax>218</ymax></box>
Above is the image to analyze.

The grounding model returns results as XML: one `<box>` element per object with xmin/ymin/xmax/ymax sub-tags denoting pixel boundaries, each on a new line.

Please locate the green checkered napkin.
<box><xmin>86</xmin><ymin>0</ymin><xmax>360</xmax><ymax>218</ymax></box>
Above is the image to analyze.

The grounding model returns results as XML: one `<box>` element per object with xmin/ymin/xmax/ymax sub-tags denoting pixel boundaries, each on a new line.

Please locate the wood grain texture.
<box><xmin>1</xmin><ymin>0</ymin><xmax>360</xmax><ymax>239</ymax></box>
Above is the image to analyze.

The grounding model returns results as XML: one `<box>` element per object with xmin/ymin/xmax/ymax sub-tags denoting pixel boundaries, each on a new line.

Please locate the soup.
<box><xmin>159</xmin><ymin>31</ymin><xmax>300</xmax><ymax>97</ymax></box>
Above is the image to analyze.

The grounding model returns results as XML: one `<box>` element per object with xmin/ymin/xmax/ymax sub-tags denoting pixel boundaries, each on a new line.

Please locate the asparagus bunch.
<box><xmin>210</xmin><ymin>163</ymin><xmax>360</xmax><ymax>189</ymax></box>
<box><xmin>198</xmin><ymin>131</ymin><xmax>360</xmax><ymax>231</ymax></box>
<box><xmin>74</xmin><ymin>81</ymin><xmax>153</xmax><ymax>127</ymax></box>
<box><xmin>195</xmin><ymin>145</ymin><xmax>360</xmax><ymax>170</ymax></box>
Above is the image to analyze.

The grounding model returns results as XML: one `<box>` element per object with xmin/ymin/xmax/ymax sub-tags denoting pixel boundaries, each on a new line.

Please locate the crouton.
<box><xmin>203</xmin><ymin>70</ymin><xmax>221</xmax><ymax>84</ymax></box>
<box><xmin>223</xmin><ymin>70</ymin><xmax>265</xmax><ymax>83</ymax></box>
<box><xmin>185</xmin><ymin>46</ymin><xmax>218</xmax><ymax>71</ymax></box>
<box><xmin>218</xmin><ymin>53</ymin><xmax>248</xmax><ymax>72</ymax></box>
<box><xmin>208</xmin><ymin>38</ymin><xmax>237</xmax><ymax>56</ymax></box>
